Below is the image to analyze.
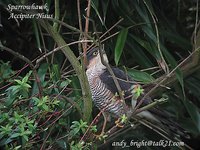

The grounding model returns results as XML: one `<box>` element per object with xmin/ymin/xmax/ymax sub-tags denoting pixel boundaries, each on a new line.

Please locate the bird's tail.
<box><xmin>134</xmin><ymin>107</ymin><xmax>190</xmax><ymax>139</ymax></box>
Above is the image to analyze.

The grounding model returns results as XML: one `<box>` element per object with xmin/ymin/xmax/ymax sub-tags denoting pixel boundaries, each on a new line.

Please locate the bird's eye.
<box><xmin>93</xmin><ymin>51</ymin><xmax>98</xmax><ymax>55</ymax></box>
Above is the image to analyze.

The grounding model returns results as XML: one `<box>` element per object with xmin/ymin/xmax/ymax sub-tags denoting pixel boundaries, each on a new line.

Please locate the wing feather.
<box><xmin>99</xmin><ymin>67</ymin><xmax>133</xmax><ymax>102</ymax></box>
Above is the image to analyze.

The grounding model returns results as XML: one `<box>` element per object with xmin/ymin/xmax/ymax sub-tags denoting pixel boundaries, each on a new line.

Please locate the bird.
<box><xmin>85</xmin><ymin>47</ymin><xmax>189</xmax><ymax>139</ymax></box>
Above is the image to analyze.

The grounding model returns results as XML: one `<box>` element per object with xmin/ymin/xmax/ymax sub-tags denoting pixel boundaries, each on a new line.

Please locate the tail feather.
<box><xmin>131</xmin><ymin>95</ymin><xmax>190</xmax><ymax>139</ymax></box>
<box><xmin>136</xmin><ymin>107</ymin><xmax>190</xmax><ymax>139</ymax></box>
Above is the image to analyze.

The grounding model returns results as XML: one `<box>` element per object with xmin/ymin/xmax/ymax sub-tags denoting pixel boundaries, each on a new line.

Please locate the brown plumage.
<box><xmin>86</xmin><ymin>47</ymin><xmax>190</xmax><ymax>139</ymax></box>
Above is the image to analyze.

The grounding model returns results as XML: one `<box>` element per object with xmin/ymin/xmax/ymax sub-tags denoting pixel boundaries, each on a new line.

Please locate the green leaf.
<box><xmin>56</xmin><ymin>140</ymin><xmax>67</xmax><ymax>149</ymax></box>
<box><xmin>13</xmin><ymin>145</ymin><xmax>21</xmax><ymax>150</ymax></box>
<box><xmin>51</xmin><ymin>64</ymin><xmax>61</xmax><ymax>81</ymax></box>
<box><xmin>31</xmin><ymin>63</ymin><xmax>49</xmax><ymax>96</ymax></box>
<box><xmin>10</xmin><ymin>133</ymin><xmax>20</xmax><ymax>138</ymax></box>
<box><xmin>183</xmin><ymin>99</ymin><xmax>200</xmax><ymax>133</ymax></box>
<box><xmin>0</xmin><ymin>124</ymin><xmax>12</xmax><ymax>136</ymax></box>
<box><xmin>90</xmin><ymin>125</ymin><xmax>97</xmax><ymax>132</ymax></box>
<box><xmin>32</xmin><ymin>19</ymin><xmax>41</xmax><ymax>50</ymax></box>
<box><xmin>42</xmin><ymin>104</ymin><xmax>49</xmax><ymax>111</ymax></box>
<box><xmin>160</xmin><ymin>29</ymin><xmax>191</xmax><ymax>50</ymax></box>
<box><xmin>68</xmin><ymin>76</ymin><xmax>81</xmax><ymax>97</ymax></box>
<box><xmin>91</xmin><ymin>0</ymin><xmax>104</xmax><ymax>25</ymax></box>
<box><xmin>23</xmin><ymin>83</ymin><xmax>31</xmax><ymax>89</ymax></box>
<box><xmin>130</xmin><ymin>34</ymin><xmax>157</xmax><ymax>57</ymax></box>
<box><xmin>127</xmin><ymin>68</ymin><xmax>155</xmax><ymax>83</ymax></box>
<box><xmin>126</xmin><ymin>36</ymin><xmax>153</xmax><ymax>68</ymax></box>
<box><xmin>73</xmin><ymin>128</ymin><xmax>80</xmax><ymax>135</ymax></box>
<box><xmin>114</xmin><ymin>28</ymin><xmax>128</xmax><ymax>65</ymax></box>
<box><xmin>60</xmin><ymin>79</ymin><xmax>71</xmax><ymax>88</ymax></box>
<box><xmin>22</xmin><ymin>135</ymin><xmax>29</xmax><ymax>141</ymax></box>
<box><xmin>0</xmin><ymin>61</ymin><xmax>13</xmax><ymax>81</ymax></box>
<box><xmin>0</xmin><ymin>137</ymin><xmax>13</xmax><ymax>146</ymax></box>
<box><xmin>22</xmin><ymin>71</ymin><xmax>32</xmax><ymax>83</ymax></box>
<box><xmin>101</xmin><ymin>0</ymin><xmax>110</xmax><ymax>23</ymax></box>
<box><xmin>23</xmin><ymin>130</ymin><xmax>32</xmax><ymax>135</ymax></box>
<box><xmin>14</xmin><ymin>79</ymin><xmax>23</xmax><ymax>85</ymax></box>
<box><xmin>132</xmin><ymin>85</ymin><xmax>144</xmax><ymax>98</ymax></box>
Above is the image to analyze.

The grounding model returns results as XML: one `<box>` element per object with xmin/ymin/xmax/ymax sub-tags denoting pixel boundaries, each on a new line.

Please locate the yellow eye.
<box><xmin>93</xmin><ymin>51</ymin><xmax>98</xmax><ymax>55</ymax></box>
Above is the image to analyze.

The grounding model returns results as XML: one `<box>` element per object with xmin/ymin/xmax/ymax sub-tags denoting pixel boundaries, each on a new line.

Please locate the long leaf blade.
<box><xmin>114</xmin><ymin>28</ymin><xmax>128</xmax><ymax>65</ymax></box>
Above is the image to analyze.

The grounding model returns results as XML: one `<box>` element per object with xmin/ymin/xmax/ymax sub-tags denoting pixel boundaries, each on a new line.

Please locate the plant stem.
<box><xmin>53</xmin><ymin>0</ymin><xmax>60</xmax><ymax>31</ymax></box>
<box><xmin>38</xmin><ymin>20</ymin><xmax>92</xmax><ymax>122</ymax></box>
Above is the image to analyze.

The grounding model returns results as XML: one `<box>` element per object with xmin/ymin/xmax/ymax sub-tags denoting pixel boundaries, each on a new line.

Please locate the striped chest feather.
<box><xmin>86</xmin><ymin>69</ymin><xmax>126</xmax><ymax>116</ymax></box>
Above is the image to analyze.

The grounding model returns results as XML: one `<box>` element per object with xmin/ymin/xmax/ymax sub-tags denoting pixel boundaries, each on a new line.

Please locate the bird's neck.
<box><xmin>86</xmin><ymin>62</ymin><xmax>106</xmax><ymax>79</ymax></box>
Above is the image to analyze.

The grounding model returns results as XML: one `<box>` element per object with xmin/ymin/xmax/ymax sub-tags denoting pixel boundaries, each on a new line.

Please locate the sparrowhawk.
<box><xmin>86</xmin><ymin>47</ymin><xmax>189</xmax><ymax>139</ymax></box>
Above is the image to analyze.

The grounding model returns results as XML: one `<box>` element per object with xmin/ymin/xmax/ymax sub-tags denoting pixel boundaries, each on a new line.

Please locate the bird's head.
<box><xmin>86</xmin><ymin>47</ymin><xmax>108</xmax><ymax>70</ymax></box>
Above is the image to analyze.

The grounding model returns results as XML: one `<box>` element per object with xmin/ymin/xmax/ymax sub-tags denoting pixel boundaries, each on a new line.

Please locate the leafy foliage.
<box><xmin>114</xmin><ymin>28</ymin><xmax>129</xmax><ymax>65</ymax></box>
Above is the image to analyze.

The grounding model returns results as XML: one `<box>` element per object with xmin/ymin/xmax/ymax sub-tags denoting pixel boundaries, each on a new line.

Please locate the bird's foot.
<box><xmin>115</xmin><ymin>114</ymin><xmax>128</xmax><ymax>128</ymax></box>
<box><xmin>115</xmin><ymin>118</ymin><xmax>124</xmax><ymax>128</ymax></box>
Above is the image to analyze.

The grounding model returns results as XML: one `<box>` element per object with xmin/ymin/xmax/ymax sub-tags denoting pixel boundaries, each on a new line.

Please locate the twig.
<box><xmin>77</xmin><ymin>0</ymin><xmax>84</xmax><ymax>54</ymax></box>
<box><xmin>143</xmin><ymin>0</ymin><xmax>169</xmax><ymax>73</ymax></box>
<box><xmin>0</xmin><ymin>44</ymin><xmax>43</xmax><ymax>97</ymax></box>
<box><xmin>138</xmin><ymin>119</ymin><xmax>192</xmax><ymax>150</ymax></box>
<box><xmin>90</xmin><ymin>19</ymin><xmax>127</xmax><ymax>108</ymax></box>
<box><xmin>77</xmin><ymin>0</ymin><xmax>83</xmax><ymax>33</ymax></box>
<box><xmin>83</xmin><ymin>0</ymin><xmax>92</xmax><ymax>65</ymax></box>
<box><xmin>98</xmin><ymin>123</ymin><xmax>140</xmax><ymax>148</ymax></box>
<box><xmin>0</xmin><ymin>63</ymin><xmax>29</xmax><ymax>90</ymax></box>
<box><xmin>134</xmin><ymin>46</ymin><xmax>200</xmax><ymax>112</ymax></box>
<box><xmin>38</xmin><ymin>21</ymin><xmax>48</xmax><ymax>56</ymax></box>
<box><xmin>192</xmin><ymin>0</ymin><xmax>200</xmax><ymax>65</ymax></box>
<box><xmin>46</xmin><ymin>18</ymin><xmax>94</xmax><ymax>41</ymax></box>
<box><xmin>101</xmin><ymin>31</ymin><xmax>119</xmax><ymax>43</ymax></box>
<box><xmin>59</xmin><ymin>95</ymin><xmax>82</xmax><ymax>118</ymax></box>
<box><xmin>58</xmin><ymin>11</ymin><xmax>66</xmax><ymax>33</ymax></box>
<box><xmin>101</xmin><ymin>53</ymin><xmax>125</xmax><ymax>103</ymax></box>
<box><xmin>135</xmin><ymin>97</ymin><xmax>167</xmax><ymax>114</ymax></box>
<box><xmin>88</xmin><ymin>21</ymin><xmax>154</xmax><ymax>51</ymax></box>
<box><xmin>38</xmin><ymin>19</ymin><xmax>92</xmax><ymax>122</ymax></box>
<box><xmin>35</xmin><ymin>40</ymin><xmax>93</xmax><ymax>69</ymax></box>
<box><xmin>40</xmin><ymin>125</ymin><xmax>55</xmax><ymax>150</ymax></box>
<box><xmin>100</xmin><ymin>18</ymin><xmax>124</xmax><ymax>39</ymax></box>
<box><xmin>40</xmin><ymin>106</ymin><xmax>73</xmax><ymax>150</ymax></box>
<box><xmin>80</xmin><ymin>109</ymin><xmax>104</xmax><ymax>142</ymax></box>
<box><xmin>53</xmin><ymin>0</ymin><xmax>60</xmax><ymax>31</ymax></box>
<box><xmin>87</xmin><ymin>18</ymin><xmax>124</xmax><ymax>51</ymax></box>
<box><xmin>0</xmin><ymin>45</ymin><xmax>33</xmax><ymax>68</ymax></box>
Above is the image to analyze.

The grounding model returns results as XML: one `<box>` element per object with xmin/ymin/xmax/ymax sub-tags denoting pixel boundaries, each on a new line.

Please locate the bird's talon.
<box><xmin>115</xmin><ymin>118</ymin><xmax>124</xmax><ymax>128</ymax></box>
<box><xmin>116</xmin><ymin>123</ymin><xmax>124</xmax><ymax>128</ymax></box>
<box><xmin>115</xmin><ymin>118</ymin><xmax>120</xmax><ymax>124</ymax></box>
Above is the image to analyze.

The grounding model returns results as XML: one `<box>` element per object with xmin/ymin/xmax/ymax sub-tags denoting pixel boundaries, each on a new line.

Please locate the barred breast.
<box><xmin>86</xmin><ymin>70</ymin><xmax>126</xmax><ymax>117</ymax></box>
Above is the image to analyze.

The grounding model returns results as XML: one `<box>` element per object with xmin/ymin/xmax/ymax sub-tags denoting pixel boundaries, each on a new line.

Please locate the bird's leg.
<box><xmin>115</xmin><ymin>118</ymin><xmax>124</xmax><ymax>128</ymax></box>
<box><xmin>94</xmin><ymin>112</ymin><xmax>110</xmax><ymax>140</ymax></box>
<box><xmin>115</xmin><ymin>114</ymin><xmax>128</xmax><ymax>128</ymax></box>
<box><xmin>101</xmin><ymin>112</ymin><xmax>109</xmax><ymax>135</ymax></box>
<box><xmin>115</xmin><ymin>119</ymin><xmax>122</xmax><ymax>127</ymax></box>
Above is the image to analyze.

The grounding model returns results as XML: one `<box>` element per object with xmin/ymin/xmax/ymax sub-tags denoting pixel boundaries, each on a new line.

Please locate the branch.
<box><xmin>135</xmin><ymin>97</ymin><xmax>167</xmax><ymax>114</ymax></box>
<box><xmin>35</xmin><ymin>40</ymin><xmax>92</xmax><ymax>68</ymax></box>
<box><xmin>0</xmin><ymin>43</ymin><xmax>43</xmax><ymax>97</ymax></box>
<box><xmin>143</xmin><ymin>0</ymin><xmax>169</xmax><ymax>73</ymax></box>
<box><xmin>38</xmin><ymin>19</ymin><xmax>92</xmax><ymax>122</ymax></box>
<box><xmin>134</xmin><ymin>46</ymin><xmax>200</xmax><ymax>111</ymax></box>
<box><xmin>77</xmin><ymin>0</ymin><xmax>84</xmax><ymax>53</ymax></box>
<box><xmin>91</xmin><ymin>20</ymin><xmax>127</xmax><ymax>109</ymax></box>
<box><xmin>53</xmin><ymin>0</ymin><xmax>60</xmax><ymax>31</ymax></box>
<box><xmin>83</xmin><ymin>0</ymin><xmax>91</xmax><ymax>65</ymax></box>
